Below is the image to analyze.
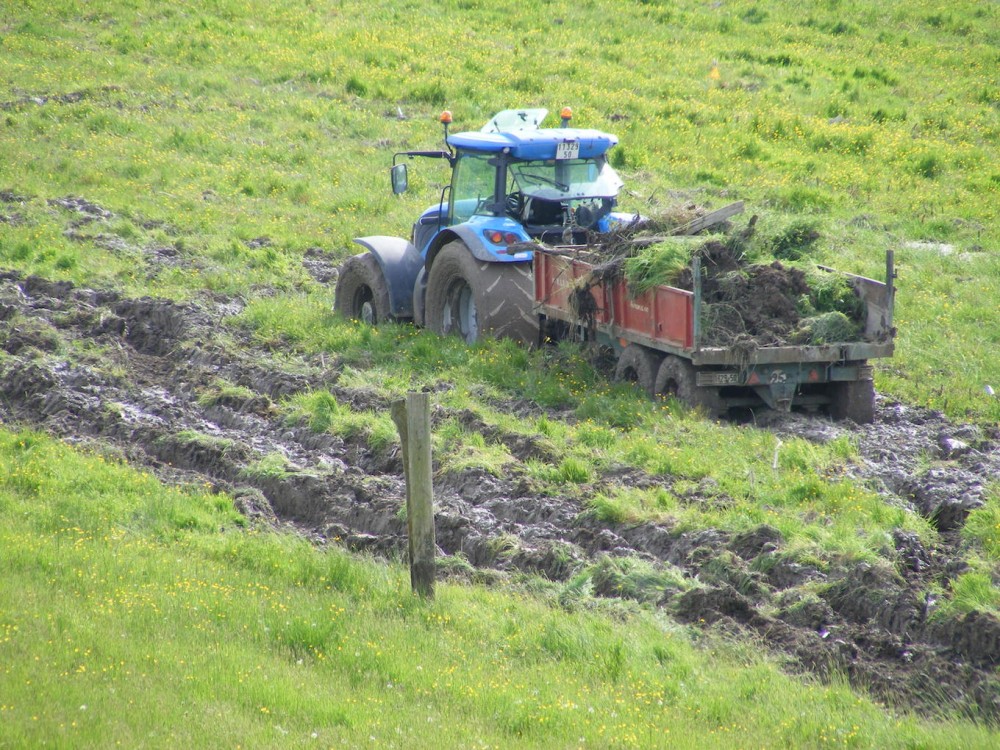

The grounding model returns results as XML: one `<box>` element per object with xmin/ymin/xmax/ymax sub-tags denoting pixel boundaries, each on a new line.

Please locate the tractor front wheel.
<box><xmin>335</xmin><ymin>253</ymin><xmax>391</xmax><ymax>325</ymax></box>
<box><xmin>425</xmin><ymin>241</ymin><xmax>537</xmax><ymax>345</ymax></box>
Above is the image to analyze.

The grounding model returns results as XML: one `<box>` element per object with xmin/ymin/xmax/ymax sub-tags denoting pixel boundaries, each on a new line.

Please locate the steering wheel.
<box><xmin>505</xmin><ymin>191</ymin><xmax>525</xmax><ymax>218</ymax></box>
<box><xmin>574</xmin><ymin>198</ymin><xmax>613</xmax><ymax>229</ymax></box>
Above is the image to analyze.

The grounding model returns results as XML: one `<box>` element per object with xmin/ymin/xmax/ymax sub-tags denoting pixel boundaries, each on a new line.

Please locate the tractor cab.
<box><xmin>394</xmin><ymin>109</ymin><xmax>625</xmax><ymax>252</ymax></box>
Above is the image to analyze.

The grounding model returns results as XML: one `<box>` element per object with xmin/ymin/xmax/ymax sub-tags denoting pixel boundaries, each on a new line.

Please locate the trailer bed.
<box><xmin>532</xmin><ymin>247</ymin><xmax>895</xmax><ymax>419</ymax></box>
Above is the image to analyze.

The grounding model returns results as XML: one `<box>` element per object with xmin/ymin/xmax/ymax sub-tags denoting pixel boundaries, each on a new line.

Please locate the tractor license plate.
<box><xmin>555</xmin><ymin>140</ymin><xmax>579</xmax><ymax>160</ymax></box>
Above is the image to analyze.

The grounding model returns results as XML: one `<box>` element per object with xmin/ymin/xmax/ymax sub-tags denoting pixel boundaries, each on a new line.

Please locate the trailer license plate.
<box><xmin>697</xmin><ymin>372</ymin><xmax>741</xmax><ymax>386</ymax></box>
<box><xmin>556</xmin><ymin>140</ymin><xmax>579</xmax><ymax>160</ymax></box>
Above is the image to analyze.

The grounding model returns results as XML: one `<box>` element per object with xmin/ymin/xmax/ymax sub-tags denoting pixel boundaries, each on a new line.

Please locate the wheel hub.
<box><xmin>444</xmin><ymin>281</ymin><xmax>478</xmax><ymax>343</ymax></box>
<box><xmin>354</xmin><ymin>286</ymin><xmax>375</xmax><ymax>325</ymax></box>
<box><xmin>360</xmin><ymin>300</ymin><xmax>375</xmax><ymax>325</ymax></box>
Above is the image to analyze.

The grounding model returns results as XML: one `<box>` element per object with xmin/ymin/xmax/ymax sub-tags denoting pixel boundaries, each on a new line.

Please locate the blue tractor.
<box><xmin>334</xmin><ymin>107</ymin><xmax>628</xmax><ymax>344</ymax></box>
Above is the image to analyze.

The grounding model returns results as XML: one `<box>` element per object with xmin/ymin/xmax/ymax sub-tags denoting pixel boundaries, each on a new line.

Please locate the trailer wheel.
<box><xmin>655</xmin><ymin>355</ymin><xmax>722</xmax><ymax>417</ymax></box>
<box><xmin>613</xmin><ymin>344</ymin><xmax>661</xmax><ymax>397</ymax></box>
<box><xmin>335</xmin><ymin>253</ymin><xmax>391</xmax><ymax>325</ymax></box>
<box><xmin>828</xmin><ymin>377</ymin><xmax>875</xmax><ymax>424</ymax></box>
<box><xmin>425</xmin><ymin>241</ymin><xmax>537</xmax><ymax>344</ymax></box>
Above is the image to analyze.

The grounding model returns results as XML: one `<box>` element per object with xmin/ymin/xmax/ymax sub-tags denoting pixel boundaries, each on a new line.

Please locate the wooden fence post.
<box><xmin>390</xmin><ymin>391</ymin><xmax>435</xmax><ymax>598</ymax></box>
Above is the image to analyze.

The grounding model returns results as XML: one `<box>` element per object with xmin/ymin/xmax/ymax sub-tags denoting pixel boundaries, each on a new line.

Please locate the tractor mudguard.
<box><xmin>427</xmin><ymin>224</ymin><xmax>529</xmax><ymax>267</ymax></box>
<box><xmin>411</xmin><ymin>266</ymin><xmax>428</xmax><ymax>327</ymax></box>
<box><xmin>353</xmin><ymin>236</ymin><xmax>424</xmax><ymax>318</ymax></box>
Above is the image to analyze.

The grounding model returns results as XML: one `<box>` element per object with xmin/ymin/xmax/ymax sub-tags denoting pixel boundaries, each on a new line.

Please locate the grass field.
<box><xmin>2</xmin><ymin>430</ymin><xmax>996</xmax><ymax>749</ymax></box>
<box><xmin>1</xmin><ymin>0</ymin><xmax>999</xmax><ymax>746</ymax></box>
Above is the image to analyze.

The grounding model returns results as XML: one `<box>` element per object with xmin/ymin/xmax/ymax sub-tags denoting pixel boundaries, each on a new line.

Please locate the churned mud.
<box><xmin>1</xmin><ymin>259</ymin><xmax>998</xmax><ymax>722</ymax></box>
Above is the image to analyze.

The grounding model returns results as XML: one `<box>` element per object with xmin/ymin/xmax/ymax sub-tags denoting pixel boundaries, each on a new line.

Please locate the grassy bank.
<box><xmin>1</xmin><ymin>428</ymin><xmax>995</xmax><ymax>748</ymax></box>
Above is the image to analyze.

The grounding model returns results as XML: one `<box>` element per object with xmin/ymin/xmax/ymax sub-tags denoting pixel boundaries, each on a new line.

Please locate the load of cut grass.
<box><xmin>631</xmin><ymin>203</ymin><xmax>709</xmax><ymax>234</ymax></box>
<box><xmin>567</xmin><ymin>203</ymin><xmax>869</xmax><ymax>348</ymax></box>
<box><xmin>790</xmin><ymin>311</ymin><xmax>861</xmax><ymax>345</ymax></box>
<box><xmin>798</xmin><ymin>266</ymin><xmax>865</xmax><ymax>320</ymax></box>
<box><xmin>622</xmin><ymin>236</ymin><xmax>702</xmax><ymax>295</ymax></box>
<box><xmin>762</xmin><ymin>219</ymin><xmax>822</xmax><ymax>261</ymax></box>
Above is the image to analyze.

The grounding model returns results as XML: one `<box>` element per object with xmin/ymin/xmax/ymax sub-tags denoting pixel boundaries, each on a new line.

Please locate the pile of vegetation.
<box><xmin>577</xmin><ymin>209</ymin><xmax>866</xmax><ymax>348</ymax></box>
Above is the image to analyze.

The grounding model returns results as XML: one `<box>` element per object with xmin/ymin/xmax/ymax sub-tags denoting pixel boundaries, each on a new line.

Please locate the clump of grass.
<box><xmin>165</xmin><ymin>429</ymin><xmax>238</xmax><ymax>455</ymax></box>
<box><xmin>761</xmin><ymin>219</ymin><xmax>822</xmax><ymax>261</ymax></box>
<box><xmin>585</xmin><ymin>554</ymin><xmax>691</xmax><ymax>603</ymax></box>
<box><xmin>195</xmin><ymin>378</ymin><xmax>259</xmax><ymax>409</ymax></box>
<box><xmin>345</xmin><ymin>76</ymin><xmax>367</xmax><ymax>97</ymax></box>
<box><xmin>583</xmin><ymin>492</ymin><xmax>632</xmax><ymax>524</ymax></box>
<box><xmin>286</xmin><ymin>390</ymin><xmax>397</xmax><ymax>456</ymax></box>
<box><xmin>936</xmin><ymin>568</ymin><xmax>1000</xmax><ymax>617</ymax></box>
<box><xmin>623</xmin><ymin>237</ymin><xmax>696</xmax><ymax>294</ymax></box>
<box><xmin>436</xmin><ymin>420</ymin><xmax>514</xmax><ymax>477</ymax></box>
<box><xmin>529</xmin><ymin>455</ymin><xmax>594</xmax><ymax>487</ymax></box>
<box><xmin>911</xmin><ymin>152</ymin><xmax>944</xmax><ymax>179</ymax></box>
<box><xmin>241</xmin><ymin>451</ymin><xmax>295</xmax><ymax>480</ymax></box>
<box><xmin>701</xmin><ymin>550</ymin><xmax>761</xmax><ymax>596</ymax></box>
<box><xmin>963</xmin><ymin>491</ymin><xmax>1000</xmax><ymax>559</ymax></box>
<box><xmin>771</xmin><ymin>185</ymin><xmax>833</xmax><ymax>212</ymax></box>
<box><xmin>791</xmin><ymin>310</ymin><xmax>860</xmax><ymax>344</ymax></box>
<box><xmin>555</xmin><ymin>456</ymin><xmax>592</xmax><ymax>483</ymax></box>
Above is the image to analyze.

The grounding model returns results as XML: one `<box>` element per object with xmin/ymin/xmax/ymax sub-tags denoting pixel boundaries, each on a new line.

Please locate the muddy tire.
<box><xmin>654</xmin><ymin>355</ymin><xmax>723</xmax><ymax>417</ymax></box>
<box><xmin>613</xmin><ymin>344</ymin><xmax>662</xmax><ymax>397</ymax></box>
<box><xmin>425</xmin><ymin>241</ymin><xmax>538</xmax><ymax>345</ymax></box>
<box><xmin>334</xmin><ymin>253</ymin><xmax>391</xmax><ymax>325</ymax></box>
<box><xmin>829</xmin><ymin>376</ymin><xmax>875</xmax><ymax>424</ymax></box>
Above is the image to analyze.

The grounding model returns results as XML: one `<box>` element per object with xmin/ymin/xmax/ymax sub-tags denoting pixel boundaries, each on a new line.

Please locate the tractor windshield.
<box><xmin>508</xmin><ymin>158</ymin><xmax>623</xmax><ymax>201</ymax></box>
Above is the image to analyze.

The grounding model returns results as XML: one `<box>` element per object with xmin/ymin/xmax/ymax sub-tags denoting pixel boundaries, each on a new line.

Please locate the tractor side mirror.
<box><xmin>390</xmin><ymin>163</ymin><xmax>408</xmax><ymax>195</ymax></box>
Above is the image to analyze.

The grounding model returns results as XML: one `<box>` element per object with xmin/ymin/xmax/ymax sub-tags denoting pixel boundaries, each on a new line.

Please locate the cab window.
<box><xmin>451</xmin><ymin>153</ymin><xmax>497</xmax><ymax>222</ymax></box>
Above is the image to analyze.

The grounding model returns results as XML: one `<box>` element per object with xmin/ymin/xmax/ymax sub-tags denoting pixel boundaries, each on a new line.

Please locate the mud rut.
<box><xmin>2</xmin><ymin>266</ymin><xmax>998</xmax><ymax>722</ymax></box>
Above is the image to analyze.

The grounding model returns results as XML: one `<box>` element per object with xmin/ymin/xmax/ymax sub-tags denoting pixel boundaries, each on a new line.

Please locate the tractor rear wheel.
<box><xmin>335</xmin><ymin>252</ymin><xmax>391</xmax><ymax>325</ymax></box>
<box><xmin>654</xmin><ymin>355</ymin><xmax>723</xmax><ymax>417</ymax></box>
<box><xmin>613</xmin><ymin>345</ymin><xmax>662</xmax><ymax>397</ymax></box>
<box><xmin>425</xmin><ymin>241</ymin><xmax>537</xmax><ymax>345</ymax></box>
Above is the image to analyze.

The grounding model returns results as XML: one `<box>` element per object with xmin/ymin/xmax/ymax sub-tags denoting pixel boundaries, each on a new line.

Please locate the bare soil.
<box><xmin>1</xmin><ymin>262</ymin><xmax>998</xmax><ymax>722</ymax></box>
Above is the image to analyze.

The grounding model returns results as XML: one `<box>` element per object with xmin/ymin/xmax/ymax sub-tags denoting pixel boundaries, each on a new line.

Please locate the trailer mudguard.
<box><xmin>353</xmin><ymin>236</ymin><xmax>424</xmax><ymax>319</ymax></box>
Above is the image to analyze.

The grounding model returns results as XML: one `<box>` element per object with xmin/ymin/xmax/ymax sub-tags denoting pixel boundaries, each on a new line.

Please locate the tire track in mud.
<box><xmin>1</xmin><ymin>267</ymin><xmax>998</xmax><ymax>722</ymax></box>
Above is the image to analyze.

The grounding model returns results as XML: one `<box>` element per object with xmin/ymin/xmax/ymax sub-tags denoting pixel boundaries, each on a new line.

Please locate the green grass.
<box><xmin>285</xmin><ymin>390</ymin><xmax>398</xmax><ymax>456</ymax></box>
<box><xmin>2</xmin><ymin>427</ymin><xmax>997</xmax><ymax>748</ymax></box>
<box><xmin>0</xmin><ymin>0</ymin><xmax>997</xmax><ymax>417</ymax></box>
<box><xmin>2</xmin><ymin>0</ymin><xmax>1000</xmax><ymax>744</ymax></box>
<box><xmin>436</xmin><ymin>420</ymin><xmax>516</xmax><ymax>477</ymax></box>
<box><xmin>965</xmin><ymin>487</ymin><xmax>1000</xmax><ymax>560</ymax></box>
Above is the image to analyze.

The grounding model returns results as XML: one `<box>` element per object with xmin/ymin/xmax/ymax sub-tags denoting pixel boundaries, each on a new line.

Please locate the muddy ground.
<box><xmin>1</xmin><ymin>251</ymin><xmax>999</xmax><ymax>722</ymax></box>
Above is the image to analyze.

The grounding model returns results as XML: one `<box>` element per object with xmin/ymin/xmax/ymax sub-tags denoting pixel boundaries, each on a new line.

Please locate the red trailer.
<box><xmin>533</xmin><ymin>248</ymin><xmax>895</xmax><ymax>422</ymax></box>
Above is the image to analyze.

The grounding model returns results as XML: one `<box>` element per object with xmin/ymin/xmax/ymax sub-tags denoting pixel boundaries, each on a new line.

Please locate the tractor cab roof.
<box><xmin>445</xmin><ymin>109</ymin><xmax>618</xmax><ymax>161</ymax></box>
